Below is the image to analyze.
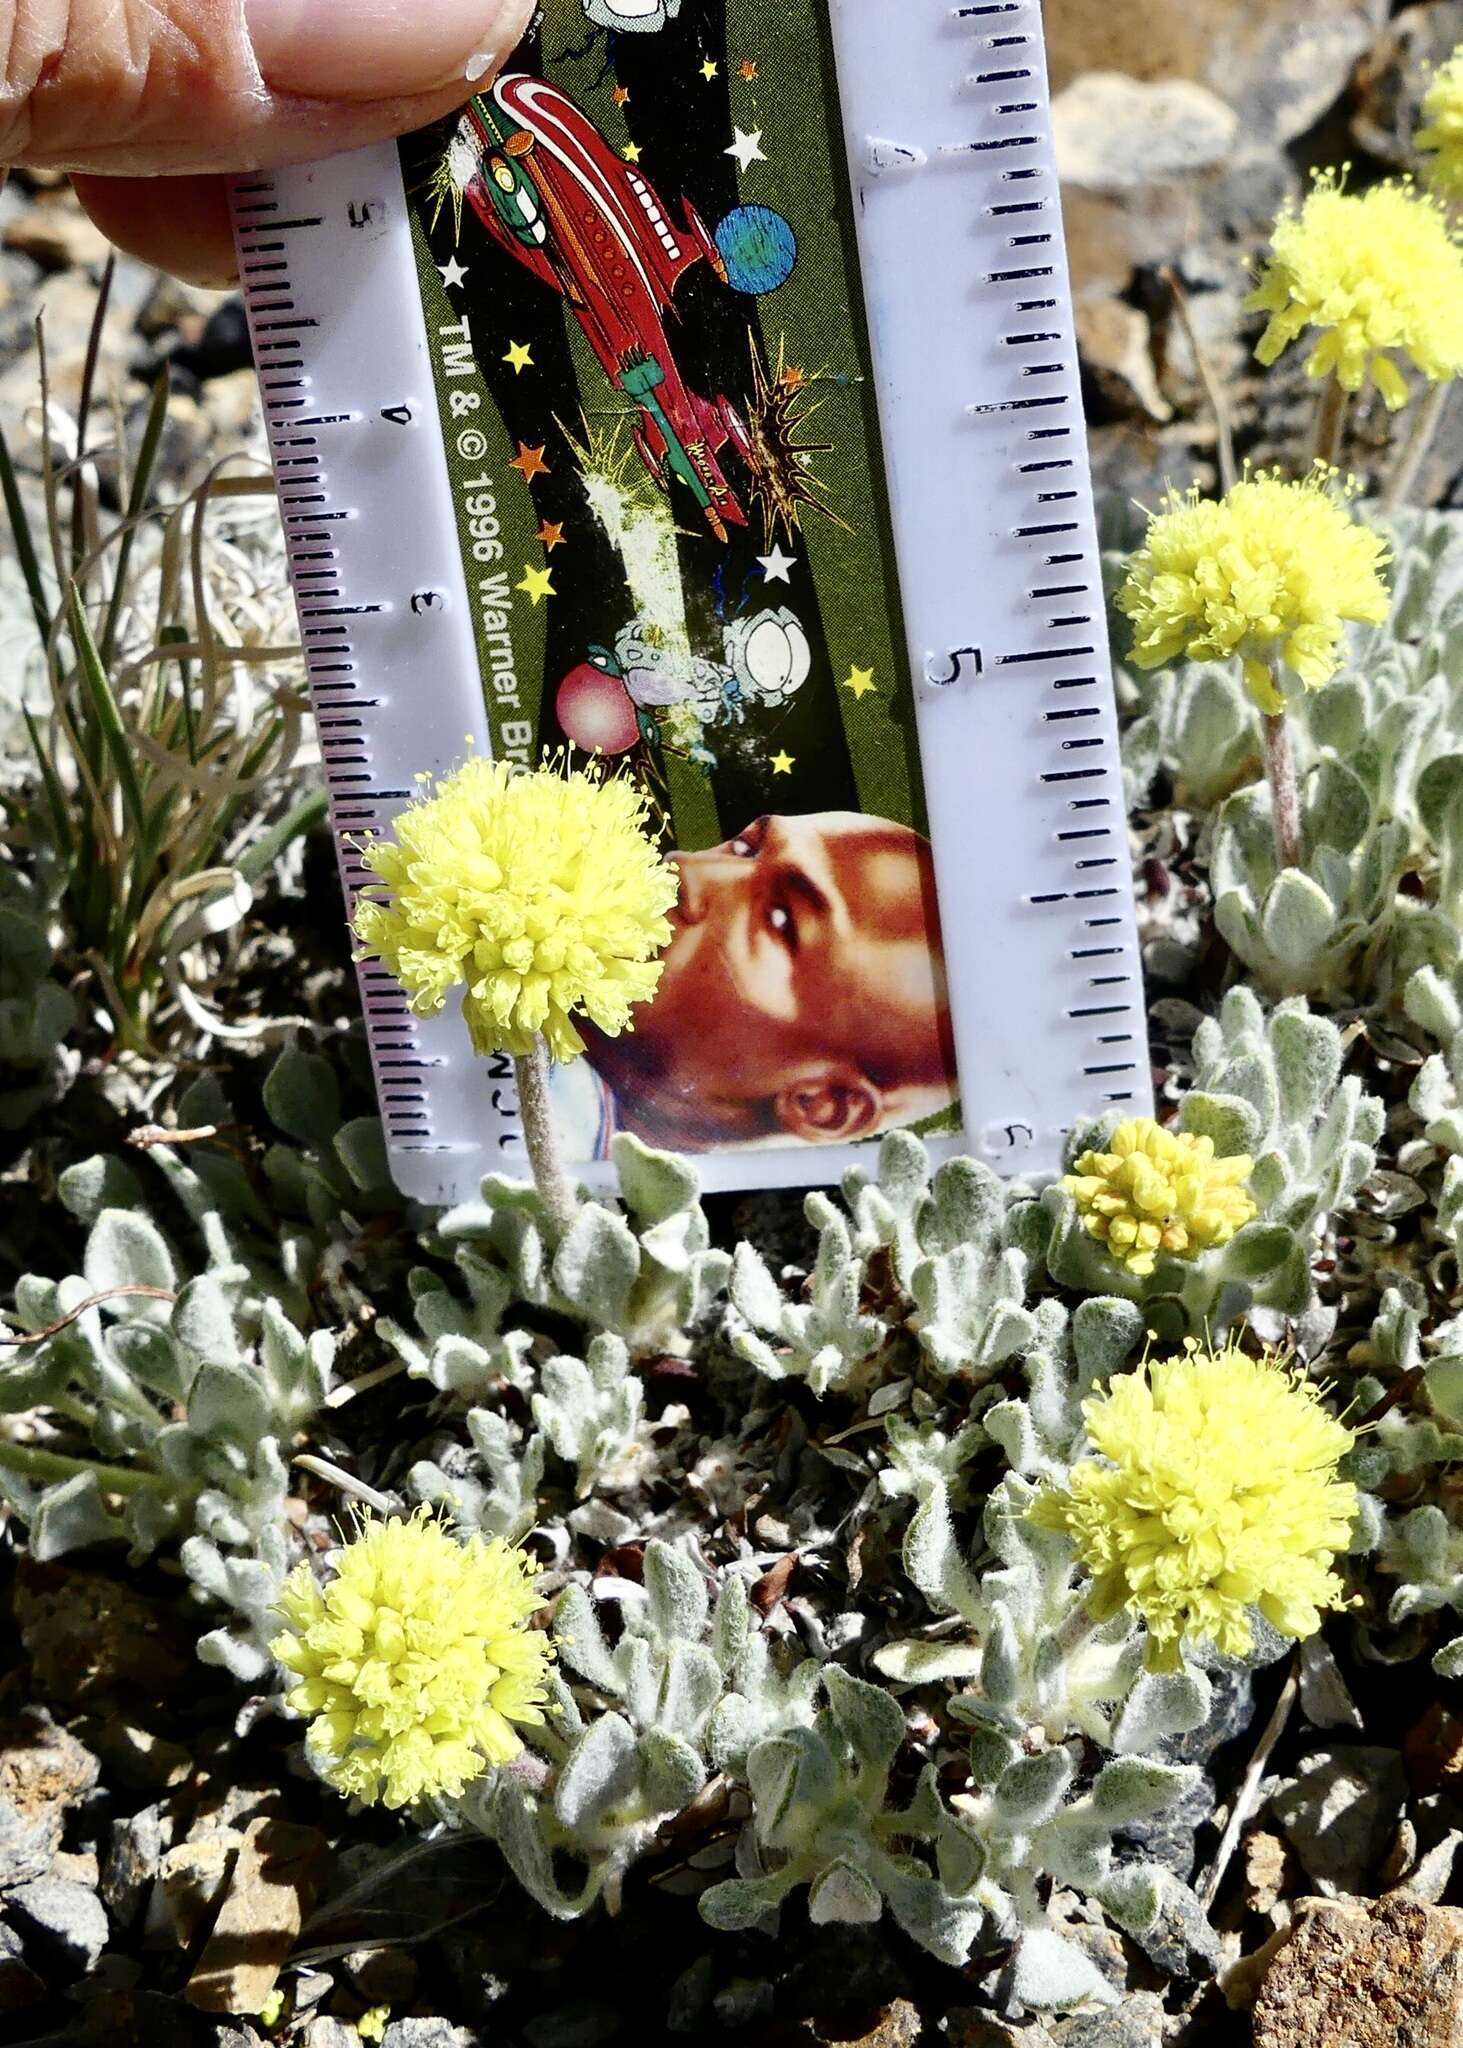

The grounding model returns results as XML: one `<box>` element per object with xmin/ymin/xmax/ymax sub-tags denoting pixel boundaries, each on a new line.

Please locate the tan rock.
<box><xmin>158</xmin><ymin>1832</ymin><xmax>245</xmax><ymax>1953</ymax></box>
<box><xmin>1075</xmin><ymin>300</ymin><xmax>1172</xmax><ymax>423</ymax></box>
<box><xmin>1057</xmin><ymin>186</ymin><xmax>1199</xmax><ymax>300</ymax></box>
<box><xmin>1053</xmin><ymin>74</ymin><xmax>1239</xmax><ymax>192</ymax></box>
<box><xmin>1250</xmin><ymin>1895</ymin><xmax>1463</xmax><ymax>2046</ymax></box>
<box><xmin>4</xmin><ymin>194</ymin><xmax>113</xmax><ymax>273</ymax></box>
<box><xmin>1045</xmin><ymin>0</ymin><xmax>1375</xmax><ymax>144</ymax></box>
<box><xmin>0</xmin><ymin>1711</ymin><xmax>98</xmax><ymax>1850</ymax></box>
<box><xmin>184</xmin><ymin>1815</ymin><xmax>328</xmax><ymax>2016</ymax></box>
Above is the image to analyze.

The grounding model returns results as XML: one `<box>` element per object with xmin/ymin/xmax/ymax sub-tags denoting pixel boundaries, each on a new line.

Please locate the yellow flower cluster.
<box><xmin>354</xmin><ymin>757</ymin><xmax>678</xmax><ymax>1063</ymax></box>
<box><xmin>1245</xmin><ymin>172</ymin><xmax>1463</xmax><ymax>407</ymax></box>
<box><xmin>1064</xmin><ymin>1117</ymin><xmax>1257</xmax><ymax>1278</ymax></box>
<box><xmin>1032</xmin><ymin>1343</ymin><xmax>1358</xmax><ymax>1670</ymax></box>
<box><xmin>272</xmin><ymin>1512</ymin><xmax>551</xmax><ymax>1809</ymax></box>
<box><xmin>1417</xmin><ymin>47</ymin><xmax>1463</xmax><ymax>202</ymax></box>
<box><xmin>1116</xmin><ymin>469</ymin><xmax>1390</xmax><ymax>714</ymax></box>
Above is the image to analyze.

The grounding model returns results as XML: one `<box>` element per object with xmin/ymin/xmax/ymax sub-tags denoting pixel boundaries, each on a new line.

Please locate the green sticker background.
<box><xmin>400</xmin><ymin>0</ymin><xmax>927</xmax><ymax>848</ymax></box>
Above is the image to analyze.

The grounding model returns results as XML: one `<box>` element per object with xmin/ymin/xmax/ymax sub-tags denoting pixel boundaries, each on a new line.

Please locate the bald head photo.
<box><xmin>576</xmin><ymin>810</ymin><xmax>960</xmax><ymax>1154</ymax></box>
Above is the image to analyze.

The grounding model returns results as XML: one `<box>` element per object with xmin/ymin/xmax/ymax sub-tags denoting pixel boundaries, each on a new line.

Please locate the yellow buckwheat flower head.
<box><xmin>271</xmin><ymin>1511</ymin><xmax>551</xmax><ymax>1809</ymax></box>
<box><xmin>1031</xmin><ymin>1343</ymin><xmax>1358</xmax><ymax>1670</ymax></box>
<box><xmin>1417</xmin><ymin>47</ymin><xmax>1463</xmax><ymax>203</ymax></box>
<box><xmin>1244</xmin><ymin>171</ymin><xmax>1463</xmax><ymax>407</ymax></box>
<box><xmin>1116</xmin><ymin>469</ymin><xmax>1390</xmax><ymax>715</ymax></box>
<box><xmin>354</xmin><ymin>757</ymin><xmax>678</xmax><ymax>1063</ymax></box>
<box><xmin>1064</xmin><ymin>1117</ymin><xmax>1257</xmax><ymax>1278</ymax></box>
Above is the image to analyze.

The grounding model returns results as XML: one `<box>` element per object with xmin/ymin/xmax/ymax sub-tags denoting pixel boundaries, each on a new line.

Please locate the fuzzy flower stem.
<box><xmin>515</xmin><ymin>1033</ymin><xmax>578</xmax><ymax>1238</ymax></box>
<box><xmin>1262</xmin><ymin>708</ymin><xmax>1303</xmax><ymax>870</ymax></box>
<box><xmin>293</xmin><ymin>1452</ymin><xmax>394</xmax><ymax>1515</ymax></box>
<box><xmin>1053</xmin><ymin>1602</ymin><xmax>1099</xmax><ymax>1661</ymax></box>
<box><xmin>0</xmin><ymin>1440</ymin><xmax>166</xmax><ymax>1497</ymax></box>
<box><xmin>1197</xmin><ymin>1656</ymin><xmax>1299</xmax><ymax>1910</ymax></box>
<box><xmin>1383</xmin><ymin>379</ymin><xmax>1453</xmax><ymax>510</ymax></box>
<box><xmin>1311</xmin><ymin>379</ymin><xmax>1350</xmax><ymax>467</ymax></box>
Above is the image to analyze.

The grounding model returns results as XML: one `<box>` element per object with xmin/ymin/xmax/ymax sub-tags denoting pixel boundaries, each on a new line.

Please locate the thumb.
<box><xmin>2</xmin><ymin>0</ymin><xmax>535</xmax><ymax>175</ymax></box>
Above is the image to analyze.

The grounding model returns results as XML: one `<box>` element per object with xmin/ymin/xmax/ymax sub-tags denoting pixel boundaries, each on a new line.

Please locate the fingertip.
<box><xmin>72</xmin><ymin>173</ymin><xmax>240</xmax><ymax>287</ymax></box>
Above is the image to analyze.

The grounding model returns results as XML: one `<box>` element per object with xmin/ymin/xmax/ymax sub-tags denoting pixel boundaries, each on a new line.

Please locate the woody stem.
<box><xmin>1383</xmin><ymin>381</ymin><xmax>1452</xmax><ymax>510</ymax></box>
<box><xmin>1311</xmin><ymin>380</ymin><xmax>1350</xmax><ymax>469</ymax></box>
<box><xmin>515</xmin><ymin>1034</ymin><xmax>579</xmax><ymax>1238</ymax></box>
<box><xmin>1262</xmin><ymin>709</ymin><xmax>1303</xmax><ymax>871</ymax></box>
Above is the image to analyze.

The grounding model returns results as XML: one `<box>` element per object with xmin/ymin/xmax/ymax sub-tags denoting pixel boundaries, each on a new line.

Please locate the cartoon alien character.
<box><xmin>581</xmin><ymin>0</ymin><xmax>683</xmax><ymax>28</ymax></box>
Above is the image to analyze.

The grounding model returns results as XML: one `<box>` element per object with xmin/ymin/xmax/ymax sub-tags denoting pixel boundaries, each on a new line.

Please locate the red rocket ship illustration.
<box><xmin>453</xmin><ymin>74</ymin><xmax>757</xmax><ymax>542</ymax></box>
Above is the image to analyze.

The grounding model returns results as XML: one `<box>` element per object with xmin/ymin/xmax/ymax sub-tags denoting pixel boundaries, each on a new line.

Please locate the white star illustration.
<box><xmin>758</xmin><ymin>545</ymin><xmax>796</xmax><ymax>583</ymax></box>
<box><xmin>437</xmin><ymin>255</ymin><xmax>470</xmax><ymax>290</ymax></box>
<box><xmin>725</xmin><ymin>128</ymin><xmax>767</xmax><ymax>173</ymax></box>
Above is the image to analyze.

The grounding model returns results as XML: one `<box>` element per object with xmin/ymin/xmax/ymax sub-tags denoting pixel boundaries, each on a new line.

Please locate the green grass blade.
<box><xmin>237</xmin><ymin>787</ymin><xmax>328</xmax><ymax>883</ymax></box>
<box><xmin>66</xmin><ymin>584</ymin><xmax>146</xmax><ymax>837</ymax></box>
<box><xmin>99</xmin><ymin>371</ymin><xmax>170</xmax><ymax>667</ymax></box>
<box><xmin>20</xmin><ymin>706</ymin><xmax>73</xmax><ymax>859</ymax></box>
<box><xmin>0</xmin><ymin>421</ymin><xmax>51</xmax><ymax>647</ymax></box>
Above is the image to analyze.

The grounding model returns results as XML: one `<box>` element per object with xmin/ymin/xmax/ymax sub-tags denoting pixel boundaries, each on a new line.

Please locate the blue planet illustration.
<box><xmin>715</xmin><ymin>205</ymin><xmax>798</xmax><ymax>295</ymax></box>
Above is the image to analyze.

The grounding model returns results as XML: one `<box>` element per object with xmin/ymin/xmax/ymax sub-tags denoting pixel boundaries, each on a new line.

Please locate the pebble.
<box><xmin>0</xmin><ymin>1800</ymin><xmax>59</xmax><ymax>1891</ymax></box>
<box><xmin>0</xmin><ymin>1708</ymin><xmax>100</xmax><ymax>1854</ymax></box>
<box><xmin>1054</xmin><ymin>74</ymin><xmax>1239</xmax><ymax>192</ymax></box>
<box><xmin>1250</xmin><ymin>1895</ymin><xmax>1463</xmax><ymax>2046</ymax></box>
<box><xmin>1271</xmin><ymin>1746</ymin><xmax>1408</xmax><ymax>1896</ymax></box>
<box><xmin>381</xmin><ymin>2022</ymin><xmax>482</xmax><ymax>2048</ymax></box>
<box><xmin>102</xmin><ymin>1804</ymin><xmax>173</xmax><ymax>1929</ymax></box>
<box><xmin>9</xmin><ymin>1875</ymin><xmax>110</xmax><ymax>1973</ymax></box>
<box><xmin>3</xmin><ymin>192</ymin><xmax>113</xmax><ymax>273</ymax></box>
<box><xmin>1053</xmin><ymin>1993</ymin><xmax>1168</xmax><ymax>2047</ymax></box>
<box><xmin>1129</xmin><ymin>1871</ymin><xmax>1224</xmax><ymax>1982</ymax></box>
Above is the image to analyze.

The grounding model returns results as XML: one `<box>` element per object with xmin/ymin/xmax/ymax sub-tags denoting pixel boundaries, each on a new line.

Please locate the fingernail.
<box><xmin>244</xmin><ymin>0</ymin><xmax>509</xmax><ymax>101</ymax></box>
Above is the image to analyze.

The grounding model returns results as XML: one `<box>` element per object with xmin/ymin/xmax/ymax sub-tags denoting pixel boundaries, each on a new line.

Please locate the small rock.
<box><xmin>3</xmin><ymin>194</ymin><xmax>113</xmax><ymax>273</ymax></box>
<box><xmin>713</xmin><ymin>1976</ymin><xmax>775</xmax><ymax>2029</ymax></box>
<box><xmin>9</xmin><ymin>1875</ymin><xmax>110</xmax><ymax>1973</ymax></box>
<box><xmin>381</xmin><ymin>2022</ymin><xmax>480</xmax><ymax>2048</ymax></box>
<box><xmin>1118</xmin><ymin>1768</ymin><xmax>1217</xmax><ymax>1883</ymax></box>
<box><xmin>947</xmin><ymin>2015</ymin><xmax>1051</xmax><ymax>2048</ymax></box>
<box><xmin>1076</xmin><ymin>299</ymin><xmax>1173</xmax><ymax>424</ymax></box>
<box><xmin>198</xmin><ymin>367</ymin><xmax>264</xmax><ymax>447</ymax></box>
<box><xmin>667</xmin><ymin>1954</ymin><xmax>715</xmax><ymax>2033</ymax></box>
<box><xmin>0</xmin><ymin>1919</ymin><xmax>47</xmax><ymax>2014</ymax></box>
<box><xmin>777</xmin><ymin>1925</ymin><xmax>911</xmax><ymax>2020</ymax></box>
<box><xmin>184</xmin><ymin>1816</ymin><xmax>329</xmax><ymax>2016</ymax></box>
<box><xmin>837</xmin><ymin>1998</ymin><xmax>921</xmax><ymax>2048</ymax></box>
<box><xmin>51</xmin><ymin>1850</ymin><xmax>99</xmax><ymax>1888</ymax></box>
<box><xmin>1129</xmin><ymin>1871</ymin><xmax>1224</xmax><ymax>1983</ymax></box>
<box><xmin>302</xmin><ymin>2022</ymin><xmax>361</xmax><ymax>2048</ymax></box>
<box><xmin>170</xmin><ymin>299</ymin><xmax>252</xmax><ymax>383</ymax></box>
<box><xmin>1054</xmin><ymin>74</ymin><xmax>1239</xmax><ymax>191</ymax></box>
<box><xmin>1052</xmin><ymin>1992</ymin><xmax>1167</xmax><ymax>2046</ymax></box>
<box><xmin>0</xmin><ymin>1799</ymin><xmax>58</xmax><ymax>1890</ymax></box>
<box><xmin>91</xmin><ymin>1720</ymin><xmax>192</xmax><ymax>1796</ymax></box>
<box><xmin>102</xmin><ymin>1805</ymin><xmax>173</xmax><ymax>1929</ymax></box>
<box><xmin>299</xmin><ymin>2015</ymin><xmax>358</xmax><ymax>2048</ymax></box>
<box><xmin>135</xmin><ymin>273</ymin><xmax>233</xmax><ymax>341</ymax></box>
<box><xmin>522</xmin><ymin>2000</ymin><xmax>625</xmax><ymax>2047</ymax></box>
<box><xmin>16</xmin><ymin>1559</ymin><xmax>190</xmax><ymax>1706</ymax></box>
<box><xmin>157</xmin><ymin>1834</ymin><xmax>244</xmax><ymax>1953</ymax></box>
<box><xmin>1245</xmin><ymin>1831</ymin><xmax>1296</xmax><ymax>1917</ymax></box>
<box><xmin>0</xmin><ymin>1709</ymin><xmax>100</xmax><ymax>1854</ymax></box>
<box><xmin>1251</xmin><ymin>1895</ymin><xmax>1463</xmax><ymax>2046</ymax></box>
<box><xmin>345</xmin><ymin>1946</ymin><xmax>419</xmax><ymax>2009</ymax></box>
<box><xmin>1271</xmin><ymin>1746</ymin><xmax>1407</xmax><ymax>1896</ymax></box>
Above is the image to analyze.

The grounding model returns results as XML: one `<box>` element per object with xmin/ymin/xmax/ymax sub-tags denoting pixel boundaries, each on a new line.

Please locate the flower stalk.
<box><xmin>1310</xmin><ymin>380</ymin><xmax>1350</xmax><ymax>468</ymax></box>
<box><xmin>1383</xmin><ymin>380</ymin><xmax>1454</xmax><ymax>510</ymax></box>
<box><xmin>515</xmin><ymin>1032</ymin><xmax>579</xmax><ymax>1238</ymax></box>
<box><xmin>1262</xmin><ymin>708</ymin><xmax>1303</xmax><ymax>870</ymax></box>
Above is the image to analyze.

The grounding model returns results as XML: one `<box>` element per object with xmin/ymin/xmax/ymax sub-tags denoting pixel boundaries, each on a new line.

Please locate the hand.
<box><xmin>0</xmin><ymin>0</ymin><xmax>534</xmax><ymax>283</ymax></box>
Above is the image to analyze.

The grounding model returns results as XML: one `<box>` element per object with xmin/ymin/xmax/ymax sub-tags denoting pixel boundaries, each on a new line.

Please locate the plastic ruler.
<box><xmin>230</xmin><ymin>0</ymin><xmax>1151</xmax><ymax>1205</ymax></box>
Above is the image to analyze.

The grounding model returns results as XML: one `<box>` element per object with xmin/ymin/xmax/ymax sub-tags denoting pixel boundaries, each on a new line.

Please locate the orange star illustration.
<box><xmin>780</xmin><ymin>364</ymin><xmax>808</xmax><ymax>392</ymax></box>
<box><xmin>509</xmin><ymin>443</ymin><xmax>551</xmax><ymax>482</ymax></box>
<box><xmin>740</xmin><ymin>60</ymin><xmax>759</xmax><ymax>81</ymax></box>
<box><xmin>537</xmin><ymin>520</ymin><xmax>566</xmax><ymax>552</ymax></box>
<box><xmin>612</xmin><ymin>85</ymin><xmax>631</xmax><ymax>106</ymax></box>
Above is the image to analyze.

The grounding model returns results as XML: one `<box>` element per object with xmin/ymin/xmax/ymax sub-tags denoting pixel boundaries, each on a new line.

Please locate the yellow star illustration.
<box><xmin>770</xmin><ymin>749</ymin><xmax>795</xmax><ymax>775</ymax></box>
<box><xmin>623</xmin><ymin>141</ymin><xmax>642</xmax><ymax>163</ymax></box>
<box><xmin>516</xmin><ymin>564</ymin><xmax>556</xmax><ymax>606</ymax></box>
<box><xmin>842</xmin><ymin>666</ymin><xmax>876</xmax><ymax>699</ymax></box>
<box><xmin>503</xmin><ymin>340</ymin><xmax>533</xmax><ymax>374</ymax></box>
<box><xmin>700</xmin><ymin>58</ymin><xmax>720</xmax><ymax>81</ymax></box>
